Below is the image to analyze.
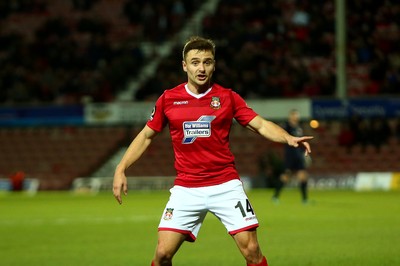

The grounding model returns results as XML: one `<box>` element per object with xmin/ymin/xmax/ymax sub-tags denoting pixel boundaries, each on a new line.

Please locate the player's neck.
<box><xmin>187</xmin><ymin>82</ymin><xmax>210</xmax><ymax>95</ymax></box>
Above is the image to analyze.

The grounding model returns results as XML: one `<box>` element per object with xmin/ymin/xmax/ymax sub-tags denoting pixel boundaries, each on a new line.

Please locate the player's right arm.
<box><xmin>113</xmin><ymin>125</ymin><xmax>158</xmax><ymax>204</ymax></box>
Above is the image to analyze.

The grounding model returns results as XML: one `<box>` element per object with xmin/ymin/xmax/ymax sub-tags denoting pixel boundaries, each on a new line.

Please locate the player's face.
<box><xmin>182</xmin><ymin>49</ymin><xmax>215</xmax><ymax>92</ymax></box>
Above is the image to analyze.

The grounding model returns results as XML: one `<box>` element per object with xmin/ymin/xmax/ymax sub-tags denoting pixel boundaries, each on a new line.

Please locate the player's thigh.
<box><xmin>209</xmin><ymin>180</ymin><xmax>259</xmax><ymax>234</ymax></box>
<box><xmin>155</xmin><ymin>231</ymin><xmax>187</xmax><ymax>257</ymax></box>
<box><xmin>280</xmin><ymin>171</ymin><xmax>291</xmax><ymax>182</ymax></box>
<box><xmin>158</xmin><ymin>186</ymin><xmax>207</xmax><ymax>240</ymax></box>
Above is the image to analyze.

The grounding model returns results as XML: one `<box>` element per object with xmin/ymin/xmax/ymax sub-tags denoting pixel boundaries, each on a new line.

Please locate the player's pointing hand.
<box><xmin>287</xmin><ymin>136</ymin><xmax>314</xmax><ymax>156</ymax></box>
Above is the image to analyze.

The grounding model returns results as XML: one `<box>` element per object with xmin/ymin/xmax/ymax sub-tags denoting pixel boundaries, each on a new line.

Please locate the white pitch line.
<box><xmin>0</xmin><ymin>215</ymin><xmax>160</xmax><ymax>226</ymax></box>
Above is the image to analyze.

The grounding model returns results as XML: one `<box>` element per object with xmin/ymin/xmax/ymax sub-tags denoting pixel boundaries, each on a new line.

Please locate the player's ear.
<box><xmin>182</xmin><ymin>60</ymin><xmax>187</xmax><ymax>72</ymax></box>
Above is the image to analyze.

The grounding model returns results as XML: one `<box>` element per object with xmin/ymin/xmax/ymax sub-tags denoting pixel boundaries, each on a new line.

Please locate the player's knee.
<box><xmin>154</xmin><ymin>245</ymin><xmax>174</xmax><ymax>265</ymax></box>
<box><xmin>241</xmin><ymin>241</ymin><xmax>262</xmax><ymax>262</ymax></box>
<box><xmin>154</xmin><ymin>252</ymin><xmax>173</xmax><ymax>264</ymax></box>
<box><xmin>297</xmin><ymin>170</ymin><xmax>308</xmax><ymax>181</ymax></box>
<box><xmin>153</xmin><ymin>255</ymin><xmax>173</xmax><ymax>266</ymax></box>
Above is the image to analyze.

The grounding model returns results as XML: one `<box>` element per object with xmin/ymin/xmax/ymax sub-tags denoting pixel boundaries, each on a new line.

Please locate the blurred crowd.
<box><xmin>0</xmin><ymin>0</ymin><xmax>198</xmax><ymax>104</ymax></box>
<box><xmin>137</xmin><ymin>0</ymin><xmax>400</xmax><ymax>100</ymax></box>
<box><xmin>337</xmin><ymin>115</ymin><xmax>396</xmax><ymax>153</ymax></box>
<box><xmin>0</xmin><ymin>0</ymin><xmax>399</xmax><ymax>104</ymax></box>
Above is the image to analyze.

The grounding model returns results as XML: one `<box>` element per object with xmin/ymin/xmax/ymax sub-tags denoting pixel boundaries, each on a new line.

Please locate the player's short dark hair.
<box><xmin>182</xmin><ymin>36</ymin><xmax>215</xmax><ymax>60</ymax></box>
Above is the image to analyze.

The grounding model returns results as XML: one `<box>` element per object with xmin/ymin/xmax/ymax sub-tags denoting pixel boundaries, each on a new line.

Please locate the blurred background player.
<box><xmin>272</xmin><ymin>109</ymin><xmax>310</xmax><ymax>204</ymax></box>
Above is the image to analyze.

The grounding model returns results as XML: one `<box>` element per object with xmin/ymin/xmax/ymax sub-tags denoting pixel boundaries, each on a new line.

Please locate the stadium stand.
<box><xmin>0</xmin><ymin>126</ymin><xmax>127</xmax><ymax>190</ymax></box>
<box><xmin>0</xmin><ymin>0</ymin><xmax>201</xmax><ymax>104</ymax></box>
<box><xmin>1</xmin><ymin>0</ymin><xmax>398</xmax><ymax>104</ymax></box>
<box><xmin>134</xmin><ymin>0</ymin><xmax>399</xmax><ymax>100</ymax></box>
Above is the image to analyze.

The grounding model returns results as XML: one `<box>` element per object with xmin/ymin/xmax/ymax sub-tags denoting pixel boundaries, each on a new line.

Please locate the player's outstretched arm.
<box><xmin>113</xmin><ymin>125</ymin><xmax>158</xmax><ymax>204</ymax></box>
<box><xmin>246</xmin><ymin>115</ymin><xmax>313</xmax><ymax>155</ymax></box>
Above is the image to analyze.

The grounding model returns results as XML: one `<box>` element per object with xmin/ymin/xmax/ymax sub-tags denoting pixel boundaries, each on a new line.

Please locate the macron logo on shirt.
<box><xmin>173</xmin><ymin>101</ymin><xmax>189</xmax><ymax>105</ymax></box>
<box><xmin>182</xmin><ymin>115</ymin><xmax>216</xmax><ymax>144</ymax></box>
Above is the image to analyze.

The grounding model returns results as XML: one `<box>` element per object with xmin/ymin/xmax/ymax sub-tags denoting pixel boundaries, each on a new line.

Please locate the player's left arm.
<box><xmin>246</xmin><ymin>115</ymin><xmax>313</xmax><ymax>156</ymax></box>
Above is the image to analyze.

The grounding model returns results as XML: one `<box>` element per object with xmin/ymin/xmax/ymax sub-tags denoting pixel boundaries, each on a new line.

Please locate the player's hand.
<box><xmin>113</xmin><ymin>172</ymin><xmax>128</xmax><ymax>205</ymax></box>
<box><xmin>287</xmin><ymin>136</ymin><xmax>313</xmax><ymax>156</ymax></box>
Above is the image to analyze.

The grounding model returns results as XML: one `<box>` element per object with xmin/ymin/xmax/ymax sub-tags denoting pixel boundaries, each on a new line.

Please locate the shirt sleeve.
<box><xmin>231</xmin><ymin>91</ymin><xmax>258</xmax><ymax>126</ymax></box>
<box><xmin>146</xmin><ymin>93</ymin><xmax>168</xmax><ymax>132</ymax></box>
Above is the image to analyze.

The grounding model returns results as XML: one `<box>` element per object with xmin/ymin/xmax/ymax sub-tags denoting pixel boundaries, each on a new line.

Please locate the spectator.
<box><xmin>9</xmin><ymin>171</ymin><xmax>25</xmax><ymax>191</ymax></box>
<box><xmin>369</xmin><ymin>117</ymin><xmax>391</xmax><ymax>151</ymax></box>
<box><xmin>337</xmin><ymin>121</ymin><xmax>356</xmax><ymax>153</ymax></box>
<box><xmin>349</xmin><ymin>115</ymin><xmax>370</xmax><ymax>152</ymax></box>
<box><xmin>258</xmin><ymin>151</ymin><xmax>285</xmax><ymax>188</ymax></box>
<box><xmin>394</xmin><ymin>118</ymin><xmax>400</xmax><ymax>143</ymax></box>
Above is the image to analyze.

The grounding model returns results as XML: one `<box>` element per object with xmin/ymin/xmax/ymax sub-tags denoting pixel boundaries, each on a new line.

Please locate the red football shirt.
<box><xmin>147</xmin><ymin>83</ymin><xmax>258</xmax><ymax>187</ymax></box>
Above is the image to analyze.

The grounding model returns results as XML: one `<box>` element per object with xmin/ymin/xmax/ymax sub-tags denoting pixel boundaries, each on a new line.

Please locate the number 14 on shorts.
<box><xmin>235</xmin><ymin>199</ymin><xmax>254</xmax><ymax>218</ymax></box>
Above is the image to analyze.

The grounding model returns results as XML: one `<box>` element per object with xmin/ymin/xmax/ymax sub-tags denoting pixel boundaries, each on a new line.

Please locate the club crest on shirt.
<box><xmin>210</xmin><ymin>96</ymin><xmax>221</xmax><ymax>109</ymax></box>
<box><xmin>163</xmin><ymin>208</ymin><xmax>174</xmax><ymax>220</ymax></box>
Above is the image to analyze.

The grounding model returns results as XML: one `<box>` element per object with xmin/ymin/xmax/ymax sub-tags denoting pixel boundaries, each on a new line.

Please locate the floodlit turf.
<box><xmin>0</xmin><ymin>189</ymin><xmax>399</xmax><ymax>266</ymax></box>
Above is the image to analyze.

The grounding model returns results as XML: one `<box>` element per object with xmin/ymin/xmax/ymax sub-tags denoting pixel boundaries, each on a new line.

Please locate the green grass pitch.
<box><xmin>1</xmin><ymin>189</ymin><xmax>399</xmax><ymax>266</ymax></box>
